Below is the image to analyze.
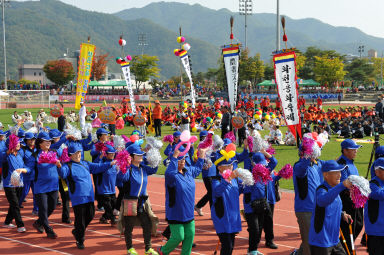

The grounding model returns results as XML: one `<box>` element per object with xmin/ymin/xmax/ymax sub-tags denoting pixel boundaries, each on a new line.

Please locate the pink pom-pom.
<box><xmin>163</xmin><ymin>135</ymin><xmax>174</xmax><ymax>143</ymax></box>
<box><xmin>95</xmin><ymin>142</ymin><xmax>107</xmax><ymax>152</ymax></box>
<box><xmin>302</xmin><ymin>137</ymin><xmax>315</xmax><ymax>157</ymax></box>
<box><xmin>59</xmin><ymin>148</ymin><xmax>71</xmax><ymax>163</ymax></box>
<box><xmin>278</xmin><ymin>164</ymin><xmax>293</xmax><ymax>179</ymax></box>
<box><xmin>8</xmin><ymin>134</ymin><xmax>19</xmax><ymax>151</ymax></box>
<box><xmin>224</xmin><ymin>131</ymin><xmax>236</xmax><ymax>143</ymax></box>
<box><xmin>221</xmin><ymin>169</ymin><xmax>232</xmax><ymax>180</ymax></box>
<box><xmin>116</xmin><ymin>150</ymin><xmax>132</xmax><ymax>174</ymax></box>
<box><xmin>121</xmin><ymin>135</ymin><xmax>130</xmax><ymax>143</ymax></box>
<box><xmin>105</xmin><ymin>141</ymin><xmax>114</xmax><ymax>147</ymax></box>
<box><xmin>247</xmin><ymin>136</ymin><xmax>253</xmax><ymax>152</ymax></box>
<box><xmin>350</xmin><ymin>185</ymin><xmax>369</xmax><ymax>208</ymax></box>
<box><xmin>38</xmin><ymin>151</ymin><xmax>58</xmax><ymax>164</ymax></box>
<box><xmin>252</xmin><ymin>164</ymin><xmax>272</xmax><ymax>184</ymax></box>
<box><xmin>266</xmin><ymin>145</ymin><xmax>276</xmax><ymax>155</ymax></box>
<box><xmin>198</xmin><ymin>133</ymin><xmax>213</xmax><ymax>149</ymax></box>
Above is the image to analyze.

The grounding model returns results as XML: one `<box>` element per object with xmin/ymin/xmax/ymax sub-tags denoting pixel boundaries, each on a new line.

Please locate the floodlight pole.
<box><xmin>276</xmin><ymin>0</ymin><xmax>280</xmax><ymax>51</ymax></box>
<box><xmin>1</xmin><ymin>0</ymin><xmax>9</xmax><ymax>90</ymax></box>
<box><xmin>239</xmin><ymin>0</ymin><xmax>252</xmax><ymax>49</ymax></box>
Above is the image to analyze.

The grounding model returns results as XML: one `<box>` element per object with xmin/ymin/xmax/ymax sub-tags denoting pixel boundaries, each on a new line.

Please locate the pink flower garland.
<box><xmin>350</xmin><ymin>185</ymin><xmax>369</xmax><ymax>208</ymax></box>
<box><xmin>59</xmin><ymin>148</ymin><xmax>71</xmax><ymax>163</ymax></box>
<box><xmin>252</xmin><ymin>164</ymin><xmax>272</xmax><ymax>184</ymax></box>
<box><xmin>163</xmin><ymin>135</ymin><xmax>174</xmax><ymax>143</ymax></box>
<box><xmin>38</xmin><ymin>151</ymin><xmax>58</xmax><ymax>164</ymax></box>
<box><xmin>8</xmin><ymin>134</ymin><xmax>19</xmax><ymax>151</ymax></box>
<box><xmin>278</xmin><ymin>164</ymin><xmax>293</xmax><ymax>179</ymax></box>
<box><xmin>224</xmin><ymin>131</ymin><xmax>236</xmax><ymax>143</ymax></box>
<box><xmin>116</xmin><ymin>150</ymin><xmax>132</xmax><ymax>174</ymax></box>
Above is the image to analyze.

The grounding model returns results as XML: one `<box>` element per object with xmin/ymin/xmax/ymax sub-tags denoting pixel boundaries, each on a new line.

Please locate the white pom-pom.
<box><xmin>348</xmin><ymin>175</ymin><xmax>371</xmax><ymax>197</ymax></box>
<box><xmin>146</xmin><ymin>148</ymin><xmax>162</xmax><ymax>168</ymax></box>
<box><xmin>113</xmin><ymin>135</ymin><xmax>125</xmax><ymax>150</ymax></box>
<box><xmin>64</xmin><ymin>123</ymin><xmax>82</xmax><ymax>140</ymax></box>
<box><xmin>213</xmin><ymin>135</ymin><xmax>224</xmax><ymax>151</ymax></box>
<box><xmin>234</xmin><ymin>168</ymin><xmax>255</xmax><ymax>186</ymax></box>
<box><xmin>146</xmin><ymin>137</ymin><xmax>163</xmax><ymax>150</ymax></box>
<box><xmin>10</xmin><ymin>171</ymin><xmax>23</xmax><ymax>187</ymax></box>
<box><xmin>85</xmin><ymin>123</ymin><xmax>93</xmax><ymax>134</ymax></box>
<box><xmin>26</xmin><ymin>126</ymin><xmax>38</xmax><ymax>134</ymax></box>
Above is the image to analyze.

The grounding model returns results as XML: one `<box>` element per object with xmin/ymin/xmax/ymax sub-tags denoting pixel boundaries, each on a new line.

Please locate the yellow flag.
<box><xmin>103</xmin><ymin>99</ymin><xmax>108</xmax><ymax>107</ymax></box>
<box><xmin>75</xmin><ymin>43</ymin><xmax>95</xmax><ymax>109</ymax></box>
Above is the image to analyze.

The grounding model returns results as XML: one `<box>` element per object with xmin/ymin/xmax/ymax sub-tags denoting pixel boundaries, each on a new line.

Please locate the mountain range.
<box><xmin>0</xmin><ymin>0</ymin><xmax>383</xmax><ymax>82</ymax></box>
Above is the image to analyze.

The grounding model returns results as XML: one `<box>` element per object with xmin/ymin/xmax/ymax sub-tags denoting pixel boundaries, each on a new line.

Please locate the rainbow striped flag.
<box><xmin>222</xmin><ymin>45</ymin><xmax>240</xmax><ymax>57</ymax></box>
<box><xmin>274</xmin><ymin>53</ymin><xmax>295</xmax><ymax>64</ymax></box>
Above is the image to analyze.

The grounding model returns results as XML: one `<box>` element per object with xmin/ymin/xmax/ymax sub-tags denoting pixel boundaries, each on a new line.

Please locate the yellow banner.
<box><xmin>75</xmin><ymin>43</ymin><xmax>95</xmax><ymax>109</ymax></box>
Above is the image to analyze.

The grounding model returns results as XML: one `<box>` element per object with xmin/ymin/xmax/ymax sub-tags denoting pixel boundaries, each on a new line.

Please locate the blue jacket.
<box><xmin>20</xmin><ymin>146</ymin><xmax>37</xmax><ymax>181</ymax></box>
<box><xmin>1</xmin><ymin>152</ymin><xmax>29</xmax><ymax>188</ymax></box>
<box><xmin>337</xmin><ymin>155</ymin><xmax>359</xmax><ymax>182</ymax></box>
<box><xmin>165</xmin><ymin>157</ymin><xmax>204</xmax><ymax>223</ymax></box>
<box><xmin>242</xmin><ymin>156</ymin><xmax>278</xmax><ymax>214</ymax></box>
<box><xmin>58</xmin><ymin>160</ymin><xmax>112</xmax><ymax>206</ymax></box>
<box><xmin>90</xmin><ymin>141</ymin><xmax>104</xmax><ymax>163</ymax></box>
<box><xmin>210</xmin><ymin>176</ymin><xmax>242</xmax><ymax>234</ymax></box>
<box><xmin>66</xmin><ymin>135</ymin><xmax>93</xmax><ymax>161</ymax></box>
<box><xmin>96</xmin><ymin>159</ymin><xmax>118</xmax><ymax>195</ymax></box>
<box><xmin>309</xmin><ymin>182</ymin><xmax>346</xmax><ymax>248</ymax></box>
<box><xmin>267</xmin><ymin>171</ymin><xmax>282</xmax><ymax>205</ymax></box>
<box><xmin>117</xmin><ymin>162</ymin><xmax>158</xmax><ymax>207</ymax></box>
<box><xmin>293</xmin><ymin>158</ymin><xmax>324</xmax><ymax>212</ymax></box>
<box><xmin>33</xmin><ymin>150</ymin><xmax>59</xmax><ymax>194</ymax></box>
<box><xmin>0</xmin><ymin>140</ymin><xmax>6</xmax><ymax>153</ymax></box>
<box><xmin>364</xmin><ymin>176</ymin><xmax>384</xmax><ymax>236</ymax></box>
<box><xmin>202</xmin><ymin>162</ymin><xmax>217</xmax><ymax>178</ymax></box>
<box><xmin>50</xmin><ymin>135</ymin><xmax>67</xmax><ymax>151</ymax></box>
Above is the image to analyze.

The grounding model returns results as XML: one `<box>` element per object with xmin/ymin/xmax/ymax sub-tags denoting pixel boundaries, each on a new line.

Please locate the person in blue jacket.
<box><xmin>0</xmin><ymin>130</ymin><xmax>6</xmax><ymax>187</ymax></box>
<box><xmin>194</xmin><ymin>130</ymin><xmax>216</xmax><ymax>216</ymax></box>
<box><xmin>19</xmin><ymin>132</ymin><xmax>38</xmax><ymax>215</ymax></box>
<box><xmin>336</xmin><ymin>139</ymin><xmax>363</xmax><ymax>254</ymax></box>
<box><xmin>117</xmin><ymin>144</ymin><xmax>159</xmax><ymax>255</ymax></box>
<box><xmin>163</xmin><ymin>131</ymin><xmax>181</xmax><ymax>166</ymax></box>
<box><xmin>57</xmin><ymin>143</ymin><xmax>116</xmax><ymax>249</ymax></box>
<box><xmin>1</xmin><ymin>135</ymin><xmax>28</xmax><ymax>233</ymax></box>
<box><xmin>291</xmin><ymin>141</ymin><xmax>323</xmax><ymax>255</ymax></box>
<box><xmin>97</xmin><ymin>144</ymin><xmax>118</xmax><ymax>226</ymax></box>
<box><xmin>210</xmin><ymin>150</ymin><xmax>242</xmax><ymax>255</ymax></box>
<box><xmin>243</xmin><ymin>150</ymin><xmax>277</xmax><ymax>255</ymax></box>
<box><xmin>364</xmin><ymin>158</ymin><xmax>384</xmax><ymax>255</ymax></box>
<box><xmin>32</xmin><ymin>131</ymin><xmax>62</xmax><ymax>239</ymax></box>
<box><xmin>308</xmin><ymin>160</ymin><xmax>353</xmax><ymax>255</ymax></box>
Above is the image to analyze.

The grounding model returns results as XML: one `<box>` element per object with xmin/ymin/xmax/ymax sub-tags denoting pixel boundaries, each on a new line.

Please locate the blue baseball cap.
<box><xmin>223</xmin><ymin>138</ymin><xmax>232</xmax><ymax>146</ymax></box>
<box><xmin>49</xmin><ymin>129</ymin><xmax>62</xmax><ymax>139</ymax></box>
<box><xmin>321</xmin><ymin>160</ymin><xmax>347</xmax><ymax>173</ymax></box>
<box><xmin>252</xmin><ymin>152</ymin><xmax>267</xmax><ymax>166</ymax></box>
<box><xmin>24</xmin><ymin>132</ymin><xmax>36</xmax><ymax>140</ymax></box>
<box><xmin>17</xmin><ymin>129</ymin><xmax>25</xmax><ymax>138</ymax></box>
<box><xmin>132</xmin><ymin>130</ymin><xmax>142</xmax><ymax>137</ymax></box>
<box><xmin>173</xmin><ymin>131</ymin><xmax>181</xmax><ymax>137</ymax></box>
<box><xmin>68</xmin><ymin>143</ymin><xmax>83</xmax><ymax>155</ymax></box>
<box><xmin>96</xmin><ymin>128</ymin><xmax>110</xmax><ymax>135</ymax></box>
<box><xmin>199</xmin><ymin>130</ymin><xmax>208</xmax><ymax>138</ymax></box>
<box><xmin>37</xmin><ymin>132</ymin><xmax>51</xmax><ymax>141</ymax></box>
<box><xmin>341</xmin><ymin>139</ymin><xmax>362</xmax><ymax>150</ymax></box>
<box><xmin>0</xmin><ymin>130</ymin><xmax>5</xmax><ymax>136</ymax></box>
<box><xmin>374</xmin><ymin>158</ymin><xmax>384</xmax><ymax>170</ymax></box>
<box><xmin>176</xmin><ymin>146</ymin><xmax>190</xmax><ymax>161</ymax></box>
<box><xmin>127</xmin><ymin>144</ymin><xmax>145</xmax><ymax>156</ymax></box>
<box><xmin>375</xmin><ymin>146</ymin><xmax>384</xmax><ymax>158</ymax></box>
<box><xmin>105</xmin><ymin>144</ymin><xmax>116</xmax><ymax>154</ymax></box>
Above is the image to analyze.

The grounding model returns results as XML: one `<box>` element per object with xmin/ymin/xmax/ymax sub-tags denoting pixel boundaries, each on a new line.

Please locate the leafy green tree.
<box><xmin>313</xmin><ymin>55</ymin><xmax>346</xmax><ymax>87</ymax></box>
<box><xmin>130</xmin><ymin>54</ymin><xmax>160</xmax><ymax>90</ymax></box>
<box><xmin>239</xmin><ymin>49</ymin><xmax>265</xmax><ymax>86</ymax></box>
<box><xmin>43</xmin><ymin>59</ymin><xmax>75</xmax><ymax>86</ymax></box>
<box><xmin>345</xmin><ymin>58</ymin><xmax>375</xmax><ymax>85</ymax></box>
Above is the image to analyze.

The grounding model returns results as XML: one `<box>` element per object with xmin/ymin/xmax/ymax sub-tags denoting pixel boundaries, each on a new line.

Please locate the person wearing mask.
<box><xmin>337</xmin><ymin>139</ymin><xmax>363</xmax><ymax>254</ymax></box>
<box><xmin>308</xmin><ymin>160</ymin><xmax>353</xmax><ymax>255</ymax></box>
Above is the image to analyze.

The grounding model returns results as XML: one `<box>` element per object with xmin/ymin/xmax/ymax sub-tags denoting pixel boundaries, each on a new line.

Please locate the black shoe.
<box><xmin>266</xmin><ymin>241</ymin><xmax>278</xmax><ymax>249</ymax></box>
<box><xmin>20</xmin><ymin>205</ymin><xmax>24</xmax><ymax>208</ymax></box>
<box><xmin>57</xmin><ymin>200</ymin><xmax>62</xmax><ymax>206</ymax></box>
<box><xmin>110</xmin><ymin>218</ymin><xmax>117</xmax><ymax>226</ymax></box>
<box><xmin>76</xmin><ymin>241</ymin><xmax>85</xmax><ymax>249</ymax></box>
<box><xmin>99</xmin><ymin>217</ymin><xmax>108</xmax><ymax>224</ymax></box>
<box><xmin>46</xmin><ymin>228</ymin><xmax>58</xmax><ymax>239</ymax></box>
<box><xmin>192</xmin><ymin>243</ymin><xmax>196</xmax><ymax>248</ymax></box>
<box><xmin>62</xmin><ymin>219</ymin><xmax>72</xmax><ymax>224</ymax></box>
<box><xmin>33</xmin><ymin>221</ymin><xmax>44</xmax><ymax>233</ymax></box>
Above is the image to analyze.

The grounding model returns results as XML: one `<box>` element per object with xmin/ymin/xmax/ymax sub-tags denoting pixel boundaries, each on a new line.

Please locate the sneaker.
<box><xmin>290</xmin><ymin>250</ymin><xmax>298</xmax><ymax>255</ymax></box>
<box><xmin>194</xmin><ymin>206</ymin><xmax>204</xmax><ymax>216</ymax></box>
<box><xmin>33</xmin><ymin>221</ymin><xmax>44</xmax><ymax>233</ymax></box>
<box><xmin>266</xmin><ymin>241</ymin><xmax>278</xmax><ymax>249</ymax></box>
<box><xmin>99</xmin><ymin>217</ymin><xmax>108</xmax><ymax>224</ymax></box>
<box><xmin>32</xmin><ymin>210</ymin><xmax>39</xmax><ymax>216</ymax></box>
<box><xmin>76</xmin><ymin>241</ymin><xmax>85</xmax><ymax>249</ymax></box>
<box><xmin>3</xmin><ymin>223</ymin><xmax>16</xmax><ymax>229</ymax></box>
<box><xmin>127</xmin><ymin>247</ymin><xmax>138</xmax><ymax>255</ymax></box>
<box><xmin>247</xmin><ymin>251</ymin><xmax>263</xmax><ymax>255</ymax></box>
<box><xmin>46</xmin><ymin>228</ymin><xmax>58</xmax><ymax>239</ymax></box>
<box><xmin>113</xmin><ymin>209</ymin><xmax>120</xmax><ymax>216</ymax></box>
<box><xmin>17</xmin><ymin>227</ymin><xmax>26</xmax><ymax>233</ymax></box>
<box><xmin>145</xmin><ymin>248</ymin><xmax>159</xmax><ymax>255</ymax></box>
<box><xmin>97</xmin><ymin>207</ymin><xmax>105</xmax><ymax>212</ymax></box>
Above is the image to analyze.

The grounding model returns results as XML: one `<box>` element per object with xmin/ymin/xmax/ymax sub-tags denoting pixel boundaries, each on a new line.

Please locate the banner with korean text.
<box><xmin>222</xmin><ymin>44</ymin><xmax>240</xmax><ymax>112</ymax></box>
<box><xmin>75</xmin><ymin>43</ymin><xmax>95</xmax><ymax>109</ymax></box>
<box><xmin>273</xmin><ymin>51</ymin><xmax>302</xmax><ymax>138</ymax></box>
<box><xmin>121</xmin><ymin>62</ymin><xmax>136</xmax><ymax>114</ymax></box>
<box><xmin>179</xmin><ymin>50</ymin><xmax>196</xmax><ymax>108</ymax></box>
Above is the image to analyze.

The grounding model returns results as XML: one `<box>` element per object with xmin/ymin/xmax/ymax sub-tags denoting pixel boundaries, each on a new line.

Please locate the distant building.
<box><xmin>368</xmin><ymin>49</ymin><xmax>377</xmax><ymax>59</ymax></box>
<box><xmin>59</xmin><ymin>50</ymin><xmax>80</xmax><ymax>83</ymax></box>
<box><xmin>344</xmin><ymin>54</ymin><xmax>359</xmax><ymax>63</ymax></box>
<box><xmin>18</xmin><ymin>64</ymin><xmax>52</xmax><ymax>84</ymax></box>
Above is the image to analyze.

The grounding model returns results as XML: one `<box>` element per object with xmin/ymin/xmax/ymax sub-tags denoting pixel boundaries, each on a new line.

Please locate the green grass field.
<box><xmin>2</xmin><ymin>106</ymin><xmax>376</xmax><ymax>190</ymax></box>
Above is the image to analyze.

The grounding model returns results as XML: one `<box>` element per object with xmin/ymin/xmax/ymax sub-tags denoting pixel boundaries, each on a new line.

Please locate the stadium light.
<box><xmin>239</xmin><ymin>0</ymin><xmax>253</xmax><ymax>49</ymax></box>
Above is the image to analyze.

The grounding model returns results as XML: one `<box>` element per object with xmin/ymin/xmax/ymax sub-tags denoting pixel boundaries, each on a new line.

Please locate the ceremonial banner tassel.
<box><xmin>75</xmin><ymin>42</ymin><xmax>95</xmax><ymax>109</ymax></box>
<box><xmin>222</xmin><ymin>44</ymin><xmax>240</xmax><ymax>113</ymax></box>
<box><xmin>121</xmin><ymin>61</ymin><xmax>136</xmax><ymax>114</ymax></box>
<box><xmin>179</xmin><ymin>53</ymin><xmax>196</xmax><ymax>108</ymax></box>
<box><xmin>273</xmin><ymin>51</ymin><xmax>302</xmax><ymax>138</ymax></box>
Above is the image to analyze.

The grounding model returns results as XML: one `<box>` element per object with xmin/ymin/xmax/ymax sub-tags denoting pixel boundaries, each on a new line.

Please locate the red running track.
<box><xmin>0</xmin><ymin>176</ymin><xmax>368</xmax><ymax>254</ymax></box>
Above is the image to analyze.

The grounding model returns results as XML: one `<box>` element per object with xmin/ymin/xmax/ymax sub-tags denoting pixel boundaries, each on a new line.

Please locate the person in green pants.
<box><xmin>158</xmin><ymin>146</ymin><xmax>207</xmax><ymax>254</ymax></box>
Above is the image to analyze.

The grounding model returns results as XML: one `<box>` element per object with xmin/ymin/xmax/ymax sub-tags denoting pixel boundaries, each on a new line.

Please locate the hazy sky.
<box><xmin>21</xmin><ymin>0</ymin><xmax>384</xmax><ymax>39</ymax></box>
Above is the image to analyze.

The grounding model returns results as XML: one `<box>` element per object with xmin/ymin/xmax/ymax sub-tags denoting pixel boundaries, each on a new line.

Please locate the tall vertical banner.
<box><xmin>273</xmin><ymin>51</ymin><xmax>301</xmax><ymax>138</ymax></box>
<box><xmin>179</xmin><ymin>50</ymin><xmax>196</xmax><ymax>108</ymax></box>
<box><xmin>75</xmin><ymin>43</ymin><xmax>95</xmax><ymax>109</ymax></box>
<box><xmin>222</xmin><ymin>45</ymin><xmax>240</xmax><ymax>112</ymax></box>
<box><xmin>121</xmin><ymin>62</ymin><xmax>136</xmax><ymax>114</ymax></box>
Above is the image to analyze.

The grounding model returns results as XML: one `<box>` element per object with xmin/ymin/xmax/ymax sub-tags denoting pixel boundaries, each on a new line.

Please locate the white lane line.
<box><xmin>0</xmin><ymin>235</ymin><xmax>73</xmax><ymax>255</ymax></box>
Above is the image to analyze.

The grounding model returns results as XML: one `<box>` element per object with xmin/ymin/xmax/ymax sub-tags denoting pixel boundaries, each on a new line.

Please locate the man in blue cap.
<box><xmin>163</xmin><ymin>131</ymin><xmax>181</xmax><ymax>167</ymax></box>
<box><xmin>364</xmin><ymin>158</ymin><xmax>384</xmax><ymax>254</ymax></box>
<box><xmin>337</xmin><ymin>139</ymin><xmax>363</xmax><ymax>253</ymax></box>
<box><xmin>308</xmin><ymin>160</ymin><xmax>353</xmax><ymax>255</ymax></box>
